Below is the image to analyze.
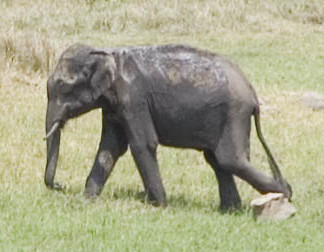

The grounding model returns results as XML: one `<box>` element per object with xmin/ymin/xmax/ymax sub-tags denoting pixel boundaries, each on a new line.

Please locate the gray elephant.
<box><xmin>45</xmin><ymin>44</ymin><xmax>291</xmax><ymax>210</ymax></box>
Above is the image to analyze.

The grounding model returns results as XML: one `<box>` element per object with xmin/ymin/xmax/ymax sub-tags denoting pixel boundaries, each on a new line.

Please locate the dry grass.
<box><xmin>0</xmin><ymin>0</ymin><xmax>323</xmax><ymax>81</ymax></box>
<box><xmin>0</xmin><ymin>0</ymin><xmax>324</xmax><ymax>251</ymax></box>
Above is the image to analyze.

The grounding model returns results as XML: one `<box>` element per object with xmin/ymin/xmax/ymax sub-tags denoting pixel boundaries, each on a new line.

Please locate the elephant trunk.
<box><xmin>44</xmin><ymin>103</ymin><xmax>61</xmax><ymax>188</ymax></box>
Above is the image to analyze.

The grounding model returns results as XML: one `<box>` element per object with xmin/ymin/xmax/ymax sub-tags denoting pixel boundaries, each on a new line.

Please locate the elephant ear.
<box><xmin>116</xmin><ymin>50</ymin><xmax>142</xmax><ymax>84</ymax></box>
<box><xmin>112</xmin><ymin>50</ymin><xmax>145</xmax><ymax>105</ymax></box>
<box><xmin>88</xmin><ymin>50</ymin><xmax>117</xmax><ymax>100</ymax></box>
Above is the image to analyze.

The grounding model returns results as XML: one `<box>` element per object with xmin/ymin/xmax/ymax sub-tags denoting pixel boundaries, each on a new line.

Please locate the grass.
<box><xmin>0</xmin><ymin>0</ymin><xmax>324</xmax><ymax>251</ymax></box>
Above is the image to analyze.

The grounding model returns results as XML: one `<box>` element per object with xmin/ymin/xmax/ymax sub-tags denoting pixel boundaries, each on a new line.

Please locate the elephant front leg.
<box><xmin>130</xmin><ymin>141</ymin><xmax>166</xmax><ymax>206</ymax></box>
<box><xmin>85</xmin><ymin>120</ymin><xmax>128</xmax><ymax>198</ymax></box>
<box><xmin>124</xmin><ymin>113</ymin><xmax>166</xmax><ymax>206</ymax></box>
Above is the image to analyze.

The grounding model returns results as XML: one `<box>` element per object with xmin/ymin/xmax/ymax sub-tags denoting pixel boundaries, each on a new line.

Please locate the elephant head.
<box><xmin>44</xmin><ymin>44</ymin><xmax>118</xmax><ymax>189</ymax></box>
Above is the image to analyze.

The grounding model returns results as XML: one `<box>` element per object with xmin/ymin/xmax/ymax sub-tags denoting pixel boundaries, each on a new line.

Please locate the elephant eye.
<box><xmin>60</xmin><ymin>83</ymin><xmax>73</xmax><ymax>94</ymax></box>
<box><xmin>82</xmin><ymin>68</ymin><xmax>91</xmax><ymax>79</ymax></box>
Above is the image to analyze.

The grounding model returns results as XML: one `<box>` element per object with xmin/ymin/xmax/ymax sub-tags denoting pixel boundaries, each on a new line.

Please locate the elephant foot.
<box><xmin>219</xmin><ymin>196</ymin><xmax>242</xmax><ymax>212</ymax></box>
<box><xmin>141</xmin><ymin>191</ymin><xmax>167</xmax><ymax>207</ymax></box>
<box><xmin>84</xmin><ymin>179</ymin><xmax>102</xmax><ymax>199</ymax></box>
<box><xmin>53</xmin><ymin>182</ymin><xmax>65</xmax><ymax>191</ymax></box>
<box><xmin>46</xmin><ymin>182</ymin><xmax>64</xmax><ymax>191</ymax></box>
<box><xmin>280</xmin><ymin>178</ymin><xmax>293</xmax><ymax>200</ymax></box>
<box><xmin>147</xmin><ymin>198</ymin><xmax>167</xmax><ymax>207</ymax></box>
<box><xmin>219</xmin><ymin>202</ymin><xmax>242</xmax><ymax>212</ymax></box>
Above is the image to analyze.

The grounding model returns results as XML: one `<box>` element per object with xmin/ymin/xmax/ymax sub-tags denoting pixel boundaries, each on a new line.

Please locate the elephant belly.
<box><xmin>148</xmin><ymin>80</ymin><xmax>229</xmax><ymax>150</ymax></box>
<box><xmin>152</xmin><ymin>103</ymin><xmax>226</xmax><ymax>150</ymax></box>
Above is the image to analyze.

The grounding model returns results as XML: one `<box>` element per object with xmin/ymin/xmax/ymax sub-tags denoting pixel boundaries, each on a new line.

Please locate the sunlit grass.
<box><xmin>0</xmin><ymin>0</ymin><xmax>324</xmax><ymax>251</ymax></box>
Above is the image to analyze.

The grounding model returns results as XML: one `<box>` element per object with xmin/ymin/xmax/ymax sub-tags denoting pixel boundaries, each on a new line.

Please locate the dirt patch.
<box><xmin>300</xmin><ymin>92</ymin><xmax>324</xmax><ymax>111</ymax></box>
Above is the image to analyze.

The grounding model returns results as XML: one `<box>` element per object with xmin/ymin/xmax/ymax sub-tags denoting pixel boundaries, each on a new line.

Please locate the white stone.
<box><xmin>251</xmin><ymin>193</ymin><xmax>296</xmax><ymax>221</ymax></box>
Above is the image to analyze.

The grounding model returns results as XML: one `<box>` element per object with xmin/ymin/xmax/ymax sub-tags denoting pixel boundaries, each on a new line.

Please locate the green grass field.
<box><xmin>1</xmin><ymin>0</ymin><xmax>324</xmax><ymax>251</ymax></box>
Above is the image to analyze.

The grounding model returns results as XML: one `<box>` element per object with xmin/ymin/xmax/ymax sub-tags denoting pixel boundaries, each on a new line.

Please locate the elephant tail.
<box><xmin>253</xmin><ymin>105</ymin><xmax>283</xmax><ymax>181</ymax></box>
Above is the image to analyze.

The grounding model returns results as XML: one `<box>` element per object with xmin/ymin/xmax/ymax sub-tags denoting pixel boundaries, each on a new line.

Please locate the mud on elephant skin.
<box><xmin>44</xmin><ymin>43</ymin><xmax>292</xmax><ymax>210</ymax></box>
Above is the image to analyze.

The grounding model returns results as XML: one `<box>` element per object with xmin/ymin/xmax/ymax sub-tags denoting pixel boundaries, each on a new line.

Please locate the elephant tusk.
<box><xmin>44</xmin><ymin>121</ymin><xmax>60</xmax><ymax>140</ymax></box>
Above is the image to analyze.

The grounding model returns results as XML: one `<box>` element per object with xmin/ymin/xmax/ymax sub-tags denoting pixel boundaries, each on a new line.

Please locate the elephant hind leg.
<box><xmin>204</xmin><ymin>150</ymin><xmax>241</xmax><ymax>211</ymax></box>
<box><xmin>214</xmin><ymin>116</ymin><xmax>287</xmax><ymax>196</ymax></box>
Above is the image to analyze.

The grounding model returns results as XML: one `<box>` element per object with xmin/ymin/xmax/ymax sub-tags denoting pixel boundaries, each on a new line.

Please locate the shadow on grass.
<box><xmin>43</xmin><ymin>185</ymin><xmax>250</xmax><ymax>215</ymax></box>
<box><xmin>168</xmin><ymin>194</ymin><xmax>250</xmax><ymax>216</ymax></box>
<box><xmin>105</xmin><ymin>187</ymin><xmax>249</xmax><ymax>215</ymax></box>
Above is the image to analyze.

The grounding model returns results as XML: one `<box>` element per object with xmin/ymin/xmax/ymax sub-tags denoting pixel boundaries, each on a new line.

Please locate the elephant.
<box><xmin>44</xmin><ymin>43</ymin><xmax>292</xmax><ymax>210</ymax></box>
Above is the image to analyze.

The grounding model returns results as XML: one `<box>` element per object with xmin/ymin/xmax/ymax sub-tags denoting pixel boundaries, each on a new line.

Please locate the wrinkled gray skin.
<box><xmin>45</xmin><ymin>44</ymin><xmax>292</xmax><ymax>210</ymax></box>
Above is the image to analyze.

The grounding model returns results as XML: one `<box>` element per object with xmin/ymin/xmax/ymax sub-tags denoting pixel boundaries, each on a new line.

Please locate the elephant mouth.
<box><xmin>44</xmin><ymin>121</ymin><xmax>61</xmax><ymax>140</ymax></box>
<box><xmin>44</xmin><ymin>119</ymin><xmax>67</xmax><ymax>140</ymax></box>
<box><xmin>45</xmin><ymin>103</ymin><xmax>94</xmax><ymax>140</ymax></box>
